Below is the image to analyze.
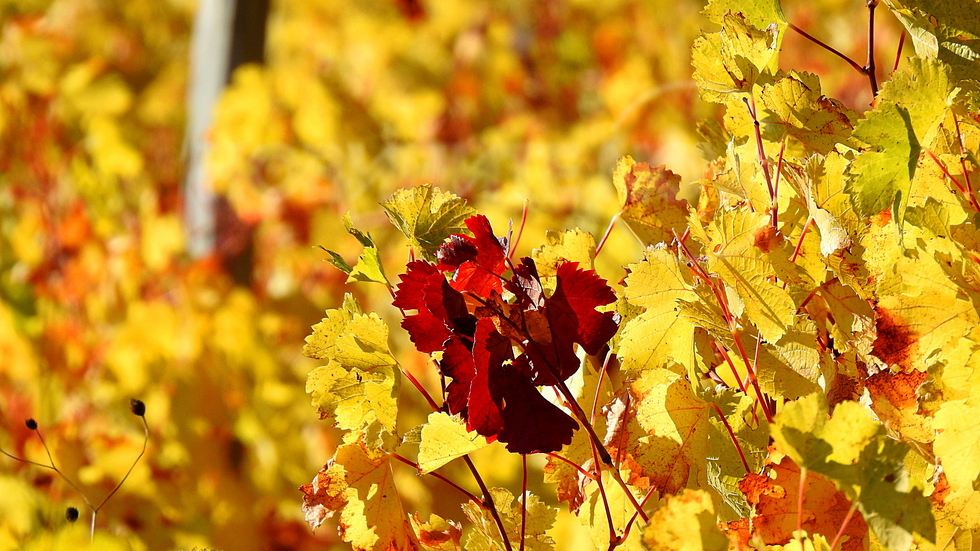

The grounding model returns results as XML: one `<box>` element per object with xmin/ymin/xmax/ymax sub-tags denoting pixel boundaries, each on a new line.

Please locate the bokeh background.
<box><xmin>0</xmin><ymin>0</ymin><xmax>898</xmax><ymax>549</ymax></box>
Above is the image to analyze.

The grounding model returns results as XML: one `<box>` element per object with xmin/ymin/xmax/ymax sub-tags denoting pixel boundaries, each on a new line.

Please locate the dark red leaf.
<box><xmin>394</xmin><ymin>261</ymin><xmax>473</xmax><ymax>353</ymax></box>
<box><xmin>493</xmin><ymin>356</ymin><xmax>578</xmax><ymax>454</ymax></box>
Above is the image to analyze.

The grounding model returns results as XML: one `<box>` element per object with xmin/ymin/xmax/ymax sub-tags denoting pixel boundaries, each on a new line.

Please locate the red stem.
<box><xmin>797</xmin><ymin>467</ymin><xmax>807</xmax><ymax>537</ymax></box>
<box><xmin>711</xmin><ymin>403</ymin><xmax>752</xmax><ymax>473</ymax></box>
<box><xmin>788</xmin><ymin>22</ymin><xmax>865</xmax><ymax>74</ymax></box>
<box><xmin>743</xmin><ymin>97</ymin><xmax>776</xmax><ymax>205</ymax></box>
<box><xmin>507</xmin><ymin>200</ymin><xmax>530</xmax><ymax>260</ymax></box>
<box><xmin>892</xmin><ymin>31</ymin><xmax>905</xmax><ymax>73</ymax></box>
<box><xmin>390</xmin><ymin>452</ymin><xmax>481</xmax><ymax>504</ymax></box>
<box><xmin>596</xmin><ymin>215</ymin><xmax>618</xmax><ymax>257</ymax></box>
<box><xmin>829</xmin><ymin>503</ymin><xmax>860</xmax><ymax>551</ymax></box>
<box><xmin>544</xmin><ymin>452</ymin><xmax>597</xmax><ymax>480</ymax></box>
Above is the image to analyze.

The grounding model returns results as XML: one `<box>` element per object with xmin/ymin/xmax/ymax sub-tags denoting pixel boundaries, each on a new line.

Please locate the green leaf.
<box><xmin>381</xmin><ymin>184</ymin><xmax>477</xmax><ymax>262</ymax></box>
<box><xmin>847</xmin><ymin>57</ymin><xmax>954</xmax><ymax>226</ymax></box>
<box><xmin>772</xmin><ymin>394</ymin><xmax>936</xmax><ymax>551</ymax></box>
<box><xmin>882</xmin><ymin>0</ymin><xmax>980</xmax><ymax>84</ymax></box>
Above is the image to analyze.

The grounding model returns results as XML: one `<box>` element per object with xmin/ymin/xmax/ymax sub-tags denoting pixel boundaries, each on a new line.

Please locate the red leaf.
<box><xmin>394</xmin><ymin>261</ymin><xmax>473</xmax><ymax>353</ymax></box>
<box><xmin>438</xmin><ymin>215</ymin><xmax>507</xmax><ymax>297</ymax></box>
<box><xmin>521</xmin><ymin>261</ymin><xmax>618</xmax><ymax>384</ymax></box>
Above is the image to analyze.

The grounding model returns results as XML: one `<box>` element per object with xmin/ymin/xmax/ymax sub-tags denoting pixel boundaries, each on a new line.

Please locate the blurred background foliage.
<box><xmin>0</xmin><ymin>0</ymin><xmax>897</xmax><ymax>549</ymax></box>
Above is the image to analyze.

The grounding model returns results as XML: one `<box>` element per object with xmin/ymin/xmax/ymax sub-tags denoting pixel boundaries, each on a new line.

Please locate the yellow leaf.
<box><xmin>381</xmin><ymin>185</ymin><xmax>476</xmax><ymax>261</ymax></box>
<box><xmin>641</xmin><ymin>489</ymin><xmax>728</xmax><ymax>551</ymax></box>
<box><xmin>417</xmin><ymin>412</ymin><xmax>489</xmax><ymax>474</ymax></box>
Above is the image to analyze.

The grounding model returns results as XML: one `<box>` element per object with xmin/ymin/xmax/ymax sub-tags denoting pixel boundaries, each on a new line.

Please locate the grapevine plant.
<box><xmin>300</xmin><ymin>0</ymin><xmax>980</xmax><ymax>550</ymax></box>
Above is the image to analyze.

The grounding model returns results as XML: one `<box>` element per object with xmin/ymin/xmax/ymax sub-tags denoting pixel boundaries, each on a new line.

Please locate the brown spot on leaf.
<box><xmin>753</xmin><ymin>223</ymin><xmax>782</xmax><ymax>253</ymax></box>
<box><xmin>866</xmin><ymin>369</ymin><xmax>927</xmax><ymax>410</ymax></box>
<box><xmin>871</xmin><ymin>306</ymin><xmax>918</xmax><ymax>371</ymax></box>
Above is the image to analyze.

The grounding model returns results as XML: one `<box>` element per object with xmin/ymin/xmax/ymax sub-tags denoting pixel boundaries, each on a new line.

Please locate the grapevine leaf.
<box><xmin>300</xmin><ymin>442</ymin><xmax>419</xmax><ymax>551</ymax></box>
<box><xmin>542</xmin><ymin>422</ymin><xmax>594</xmax><ymax>513</ymax></box>
<box><xmin>759</xmin><ymin>72</ymin><xmax>858</xmax><ymax>155</ymax></box>
<box><xmin>304</xmin><ymin>294</ymin><xmax>400</xmax><ymax>449</ymax></box>
<box><xmin>410</xmin><ymin>514</ymin><xmax>462</xmax><ymax>551</ymax></box>
<box><xmin>393</xmin><ymin>261</ymin><xmax>475</xmax><ymax>354</ymax></box>
<box><xmin>579</xmin><ymin>471</ymin><xmax>645</xmax><ymax>550</ymax></box>
<box><xmin>741</xmin><ymin>456</ymin><xmax>869</xmax><ymax>550</ymax></box>
<box><xmin>641</xmin><ymin>489</ymin><xmax>730</xmax><ymax>551</ymax></box>
<box><xmin>531</xmin><ymin>228</ymin><xmax>597</xmax><ymax>278</ymax></box>
<box><xmin>320</xmin><ymin>212</ymin><xmax>390</xmax><ymax>285</ymax></box>
<box><xmin>416</xmin><ymin>412</ymin><xmax>489</xmax><ymax>474</ymax></box>
<box><xmin>881</xmin><ymin>0</ymin><xmax>980</xmax><ymax>84</ymax></box>
<box><xmin>705</xmin><ymin>209</ymin><xmax>796</xmax><ymax>343</ymax></box>
<box><xmin>846</xmin><ymin>57</ymin><xmax>954</xmax><ymax>226</ymax></box>
<box><xmin>462</xmin><ymin>488</ymin><xmax>557</xmax><ymax>551</ymax></box>
<box><xmin>692</xmin><ymin>13</ymin><xmax>779</xmax><ymax>103</ymax></box>
<box><xmin>382</xmin><ymin>185</ymin><xmax>477</xmax><ymax>262</ymax></box>
<box><xmin>934</xmin><ymin>400</ymin><xmax>980</xmax><ymax>529</ymax></box>
<box><xmin>437</xmin><ymin>215</ymin><xmax>507</xmax><ymax>297</ymax></box>
<box><xmin>613</xmin><ymin>156</ymin><xmax>691</xmax><ymax>247</ymax></box>
<box><xmin>702</xmin><ymin>0</ymin><xmax>788</xmax><ymax>36</ymax></box>
<box><xmin>772</xmin><ymin>394</ymin><xmax>936</xmax><ymax>551</ymax></box>
<box><xmin>618</xmin><ymin>246</ymin><xmax>697</xmax><ymax>376</ymax></box>
<box><xmin>606</xmin><ymin>373</ymin><xmax>710</xmax><ymax>495</ymax></box>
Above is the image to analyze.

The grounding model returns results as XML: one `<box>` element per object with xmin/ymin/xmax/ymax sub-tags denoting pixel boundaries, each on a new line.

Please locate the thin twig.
<box><xmin>866</xmin><ymin>0</ymin><xmax>880</xmax><ymax>96</ymax></box>
<box><xmin>595</xmin><ymin>215</ymin><xmax>619</xmax><ymax>257</ymax></box>
<box><xmin>828</xmin><ymin>501</ymin><xmax>860</xmax><ymax>551</ymax></box>
<box><xmin>710</xmin><ymin>403</ymin><xmax>751</xmax><ymax>473</ymax></box>
<box><xmin>788</xmin><ymin>22</ymin><xmax>865</xmax><ymax>73</ymax></box>
<box><xmin>520</xmin><ymin>454</ymin><xmax>527</xmax><ymax>551</ymax></box>
<box><xmin>390</xmin><ymin>453</ymin><xmax>481</xmax><ymax>504</ymax></box>
<box><xmin>892</xmin><ymin>31</ymin><xmax>905</xmax><ymax>73</ymax></box>
<box><xmin>464</xmin><ymin>455</ymin><xmax>514</xmax><ymax>551</ymax></box>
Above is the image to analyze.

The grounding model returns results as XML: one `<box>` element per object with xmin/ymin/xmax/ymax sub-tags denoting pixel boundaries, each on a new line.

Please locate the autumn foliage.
<box><xmin>2</xmin><ymin>0</ymin><xmax>980</xmax><ymax>550</ymax></box>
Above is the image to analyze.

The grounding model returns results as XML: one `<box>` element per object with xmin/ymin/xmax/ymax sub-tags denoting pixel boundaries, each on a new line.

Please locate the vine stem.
<box><xmin>520</xmin><ymin>454</ymin><xmax>527</xmax><ymax>551</ymax></box>
<box><xmin>553</xmin><ymin>378</ymin><xmax>649</xmax><ymax>523</ymax></box>
<box><xmin>711</xmin><ymin>403</ymin><xmax>751</xmax><ymax>473</ymax></box>
<box><xmin>390</xmin><ymin>453</ymin><xmax>481</xmax><ymax>504</ymax></box>
<box><xmin>797</xmin><ymin>466</ymin><xmax>807</xmax><ymax>545</ymax></box>
<box><xmin>544</xmin><ymin>452</ymin><xmax>597</xmax><ymax>480</ymax></box>
<box><xmin>464</xmin><ymin>455</ymin><xmax>515</xmax><ymax>551</ymax></box>
<box><xmin>866</xmin><ymin>0</ymin><xmax>880</xmax><ymax>96</ymax></box>
<box><xmin>828</xmin><ymin>501</ymin><xmax>859</xmax><ymax>551</ymax></box>
<box><xmin>787</xmin><ymin>23</ymin><xmax>865</xmax><ymax>74</ymax></box>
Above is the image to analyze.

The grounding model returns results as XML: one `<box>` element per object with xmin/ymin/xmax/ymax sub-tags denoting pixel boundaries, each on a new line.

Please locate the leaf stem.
<box><xmin>788</xmin><ymin>22</ymin><xmax>865</xmax><ymax>74</ymax></box>
<box><xmin>595</xmin><ymin>214</ymin><xmax>619</xmax><ymax>257</ymax></box>
<box><xmin>507</xmin><ymin>200</ymin><xmax>530</xmax><ymax>260</ymax></box>
<box><xmin>710</xmin><ymin>403</ymin><xmax>751</xmax><ymax>474</ymax></box>
<box><xmin>953</xmin><ymin>113</ymin><xmax>980</xmax><ymax>213</ymax></box>
<box><xmin>390</xmin><ymin>452</ymin><xmax>481</xmax><ymax>504</ymax></box>
<box><xmin>797</xmin><ymin>466</ymin><xmax>807</xmax><ymax>544</ymax></box>
<box><xmin>742</xmin><ymin>97</ymin><xmax>776</xmax><ymax>216</ymax></box>
<box><xmin>892</xmin><ymin>31</ymin><xmax>905</xmax><ymax>73</ymax></box>
<box><xmin>463</xmin><ymin>455</ymin><xmax>514</xmax><ymax>551</ymax></box>
<box><xmin>828</xmin><ymin>501</ymin><xmax>859</xmax><ymax>551</ymax></box>
<box><xmin>544</xmin><ymin>452</ymin><xmax>596</xmax><ymax>480</ymax></box>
